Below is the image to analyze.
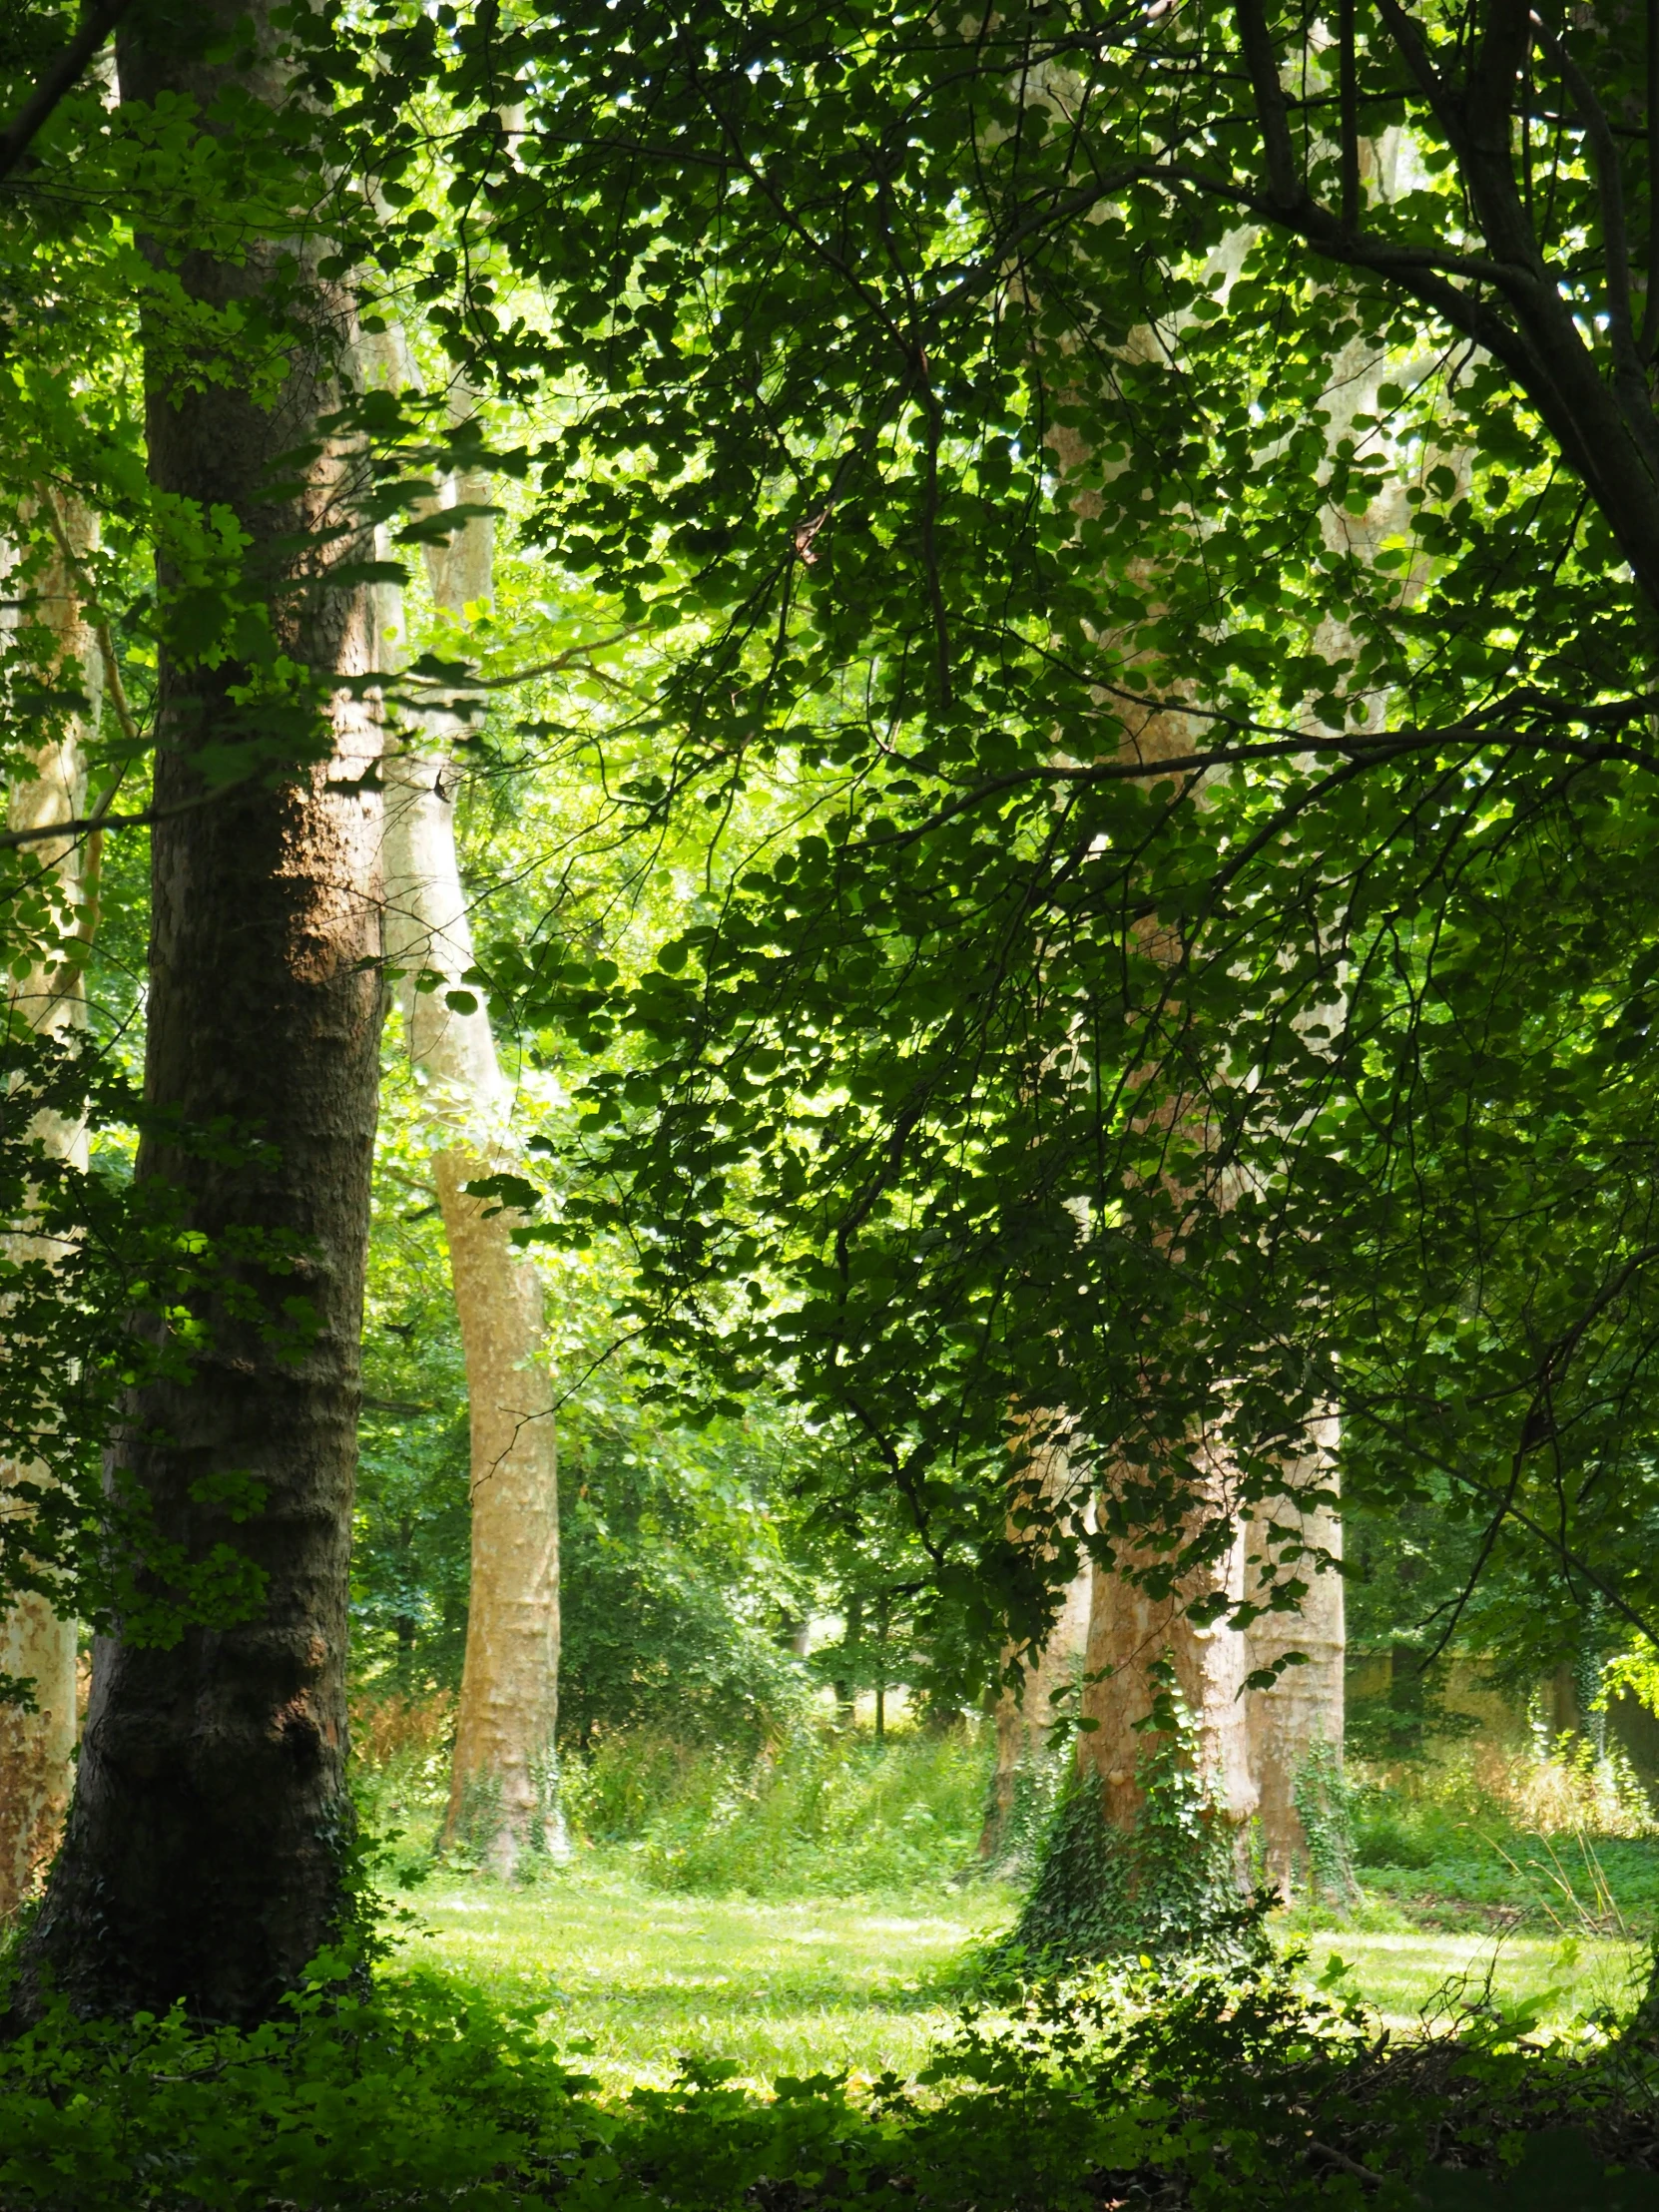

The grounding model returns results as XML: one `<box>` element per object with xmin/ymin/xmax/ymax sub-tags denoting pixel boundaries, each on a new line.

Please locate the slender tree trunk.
<box><xmin>372</xmin><ymin>367</ymin><xmax>561</xmax><ymax>1878</ymax></box>
<box><xmin>1245</xmin><ymin>1425</ymin><xmax>1348</xmax><ymax>1899</ymax></box>
<box><xmin>15</xmin><ymin>4</ymin><xmax>383</xmax><ymax>2021</ymax></box>
<box><xmin>0</xmin><ymin>496</ymin><xmax>100</xmax><ymax>1920</ymax></box>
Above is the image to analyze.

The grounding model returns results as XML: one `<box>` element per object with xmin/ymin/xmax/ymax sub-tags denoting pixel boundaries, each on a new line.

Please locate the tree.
<box><xmin>375</xmin><ymin>363</ymin><xmax>563</xmax><ymax>1878</ymax></box>
<box><xmin>15</xmin><ymin>0</ymin><xmax>384</xmax><ymax>2020</ymax></box>
<box><xmin>0</xmin><ymin>491</ymin><xmax>101</xmax><ymax>1919</ymax></box>
<box><xmin>441</xmin><ymin>0</ymin><xmax>1659</xmax><ymax>1705</ymax></box>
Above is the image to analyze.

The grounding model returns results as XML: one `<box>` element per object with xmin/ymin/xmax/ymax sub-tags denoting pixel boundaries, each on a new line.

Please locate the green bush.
<box><xmin>1354</xmin><ymin>1811</ymin><xmax>1438</xmax><ymax>1871</ymax></box>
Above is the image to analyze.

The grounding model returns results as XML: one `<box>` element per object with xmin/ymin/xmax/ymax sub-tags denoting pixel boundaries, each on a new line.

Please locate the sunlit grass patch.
<box><xmin>392</xmin><ymin>1861</ymin><xmax>1650</xmax><ymax>2094</ymax></box>
<box><xmin>393</xmin><ymin>1862</ymin><xmax>1015</xmax><ymax>2089</ymax></box>
<box><xmin>1299</xmin><ymin>1928</ymin><xmax>1646</xmax><ymax>2031</ymax></box>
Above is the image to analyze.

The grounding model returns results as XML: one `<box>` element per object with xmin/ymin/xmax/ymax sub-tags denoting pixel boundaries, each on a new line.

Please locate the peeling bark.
<box><xmin>1245</xmin><ymin>1428</ymin><xmax>1347</xmax><ymax>1899</ymax></box>
<box><xmin>0</xmin><ymin>495</ymin><xmax>99</xmax><ymax>1921</ymax></box>
<box><xmin>373</xmin><ymin>363</ymin><xmax>561</xmax><ymax>1877</ymax></box>
<box><xmin>979</xmin><ymin>1442</ymin><xmax>1091</xmax><ymax>1868</ymax></box>
<box><xmin>1076</xmin><ymin>1518</ymin><xmax>1257</xmax><ymax>1854</ymax></box>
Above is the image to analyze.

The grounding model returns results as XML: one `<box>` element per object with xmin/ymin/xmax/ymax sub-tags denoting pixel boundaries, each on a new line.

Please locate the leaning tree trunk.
<box><xmin>372</xmin><ymin>365</ymin><xmax>561</xmax><ymax>1878</ymax></box>
<box><xmin>15</xmin><ymin>3</ymin><xmax>383</xmax><ymax>2022</ymax></box>
<box><xmin>0</xmin><ymin>494</ymin><xmax>101</xmax><ymax>1920</ymax></box>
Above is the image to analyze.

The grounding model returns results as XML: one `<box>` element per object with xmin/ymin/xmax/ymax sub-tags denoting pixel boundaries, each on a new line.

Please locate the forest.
<box><xmin>6</xmin><ymin>0</ymin><xmax>1659</xmax><ymax>2201</ymax></box>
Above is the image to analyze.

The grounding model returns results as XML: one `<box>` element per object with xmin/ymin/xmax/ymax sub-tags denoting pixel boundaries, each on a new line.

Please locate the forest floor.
<box><xmin>392</xmin><ymin>1860</ymin><xmax>1649</xmax><ymax>2092</ymax></box>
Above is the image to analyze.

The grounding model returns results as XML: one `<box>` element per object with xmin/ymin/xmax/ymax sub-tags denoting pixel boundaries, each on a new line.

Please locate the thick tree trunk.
<box><xmin>0</xmin><ymin>496</ymin><xmax>100</xmax><ymax>1920</ymax></box>
<box><xmin>374</xmin><ymin>378</ymin><xmax>561</xmax><ymax>1877</ymax></box>
<box><xmin>977</xmin><ymin>1557</ymin><xmax>1090</xmax><ymax>1868</ymax></box>
<box><xmin>1075</xmin><ymin>1522</ymin><xmax>1256</xmax><ymax>1849</ymax></box>
<box><xmin>979</xmin><ymin>1440</ymin><xmax>1092</xmax><ymax>1867</ymax></box>
<box><xmin>15</xmin><ymin>7</ymin><xmax>383</xmax><ymax>2021</ymax></box>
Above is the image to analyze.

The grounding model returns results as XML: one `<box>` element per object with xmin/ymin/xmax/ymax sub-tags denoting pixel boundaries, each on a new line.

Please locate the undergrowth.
<box><xmin>571</xmin><ymin>1725</ymin><xmax>992</xmax><ymax>1895</ymax></box>
<box><xmin>1348</xmin><ymin>1742</ymin><xmax>1659</xmax><ymax>1934</ymax></box>
<box><xmin>3</xmin><ymin>1917</ymin><xmax>1659</xmax><ymax>2207</ymax></box>
<box><xmin>352</xmin><ymin>1705</ymin><xmax>995</xmax><ymax>1897</ymax></box>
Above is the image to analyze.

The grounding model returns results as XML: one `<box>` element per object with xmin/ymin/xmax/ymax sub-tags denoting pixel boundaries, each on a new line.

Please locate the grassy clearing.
<box><xmin>356</xmin><ymin>1713</ymin><xmax>1659</xmax><ymax>2088</ymax></box>
<box><xmin>391</xmin><ymin>1861</ymin><xmax>1646</xmax><ymax>2090</ymax></box>
<box><xmin>1298</xmin><ymin>1928</ymin><xmax>1646</xmax><ymax>2029</ymax></box>
<box><xmin>390</xmin><ymin>1863</ymin><xmax>1009</xmax><ymax>2089</ymax></box>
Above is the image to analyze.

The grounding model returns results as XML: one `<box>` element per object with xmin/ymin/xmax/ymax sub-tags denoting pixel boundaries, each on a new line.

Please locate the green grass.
<box><xmin>1299</xmin><ymin>1928</ymin><xmax>1646</xmax><ymax>2029</ymax></box>
<box><xmin>391</xmin><ymin>1862</ymin><xmax>1010</xmax><ymax>2090</ymax></box>
<box><xmin>357</xmin><ymin>1717</ymin><xmax>1659</xmax><ymax>2090</ymax></box>
<box><xmin>391</xmin><ymin>1860</ymin><xmax>1648</xmax><ymax>2091</ymax></box>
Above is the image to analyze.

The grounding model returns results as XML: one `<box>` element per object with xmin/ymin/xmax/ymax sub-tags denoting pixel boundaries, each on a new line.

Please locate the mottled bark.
<box><xmin>979</xmin><ymin>1441</ymin><xmax>1092</xmax><ymax>1866</ymax></box>
<box><xmin>1076</xmin><ymin>1518</ymin><xmax>1257</xmax><ymax>1852</ymax></box>
<box><xmin>1244</xmin><ymin>1428</ymin><xmax>1347</xmax><ymax>1898</ymax></box>
<box><xmin>15</xmin><ymin>3</ymin><xmax>383</xmax><ymax>2020</ymax></box>
<box><xmin>0</xmin><ymin>496</ymin><xmax>99</xmax><ymax>1920</ymax></box>
<box><xmin>372</xmin><ymin>366</ymin><xmax>561</xmax><ymax>1877</ymax></box>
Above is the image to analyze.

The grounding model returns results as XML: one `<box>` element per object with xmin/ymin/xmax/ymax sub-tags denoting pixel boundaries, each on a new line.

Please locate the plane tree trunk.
<box><xmin>1245</xmin><ymin>1431</ymin><xmax>1352</xmax><ymax>1902</ymax></box>
<box><xmin>13</xmin><ymin>0</ymin><xmax>383</xmax><ymax>2022</ymax></box>
<box><xmin>0</xmin><ymin>493</ymin><xmax>101</xmax><ymax>1921</ymax></box>
<box><xmin>979</xmin><ymin>1439</ymin><xmax>1092</xmax><ymax>1870</ymax></box>
<box><xmin>373</xmin><ymin>369</ymin><xmax>561</xmax><ymax>1878</ymax></box>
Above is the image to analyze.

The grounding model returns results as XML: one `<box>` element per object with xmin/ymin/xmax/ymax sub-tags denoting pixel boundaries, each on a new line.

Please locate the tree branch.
<box><xmin>0</xmin><ymin>0</ymin><xmax>134</xmax><ymax>185</ymax></box>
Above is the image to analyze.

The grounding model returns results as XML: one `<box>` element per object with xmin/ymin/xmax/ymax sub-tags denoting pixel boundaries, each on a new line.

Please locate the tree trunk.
<box><xmin>373</xmin><ymin>367</ymin><xmax>561</xmax><ymax>1878</ymax></box>
<box><xmin>15</xmin><ymin>4</ymin><xmax>383</xmax><ymax>2021</ymax></box>
<box><xmin>979</xmin><ymin>1439</ymin><xmax>1092</xmax><ymax>1867</ymax></box>
<box><xmin>1244</xmin><ymin>1427</ymin><xmax>1347</xmax><ymax>1899</ymax></box>
<box><xmin>1075</xmin><ymin>1523</ymin><xmax>1256</xmax><ymax>1849</ymax></box>
<box><xmin>977</xmin><ymin>1556</ymin><xmax>1090</xmax><ymax>1868</ymax></box>
<box><xmin>0</xmin><ymin>495</ymin><xmax>100</xmax><ymax>1921</ymax></box>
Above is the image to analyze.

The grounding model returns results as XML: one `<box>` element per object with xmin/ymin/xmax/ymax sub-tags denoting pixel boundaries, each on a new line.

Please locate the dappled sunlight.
<box><xmin>393</xmin><ymin>1866</ymin><xmax>1016</xmax><ymax>2090</ymax></box>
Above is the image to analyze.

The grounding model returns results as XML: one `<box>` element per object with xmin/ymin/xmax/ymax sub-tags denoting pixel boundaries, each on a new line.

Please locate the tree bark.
<box><xmin>1244</xmin><ymin>1428</ymin><xmax>1347</xmax><ymax>1898</ymax></box>
<box><xmin>15</xmin><ymin>4</ymin><xmax>383</xmax><ymax>2021</ymax></box>
<box><xmin>1075</xmin><ymin>1518</ymin><xmax>1257</xmax><ymax>1851</ymax></box>
<box><xmin>0</xmin><ymin>495</ymin><xmax>100</xmax><ymax>1921</ymax></box>
<box><xmin>372</xmin><ymin>366</ymin><xmax>561</xmax><ymax>1877</ymax></box>
<box><xmin>979</xmin><ymin>1437</ymin><xmax>1092</xmax><ymax>1866</ymax></box>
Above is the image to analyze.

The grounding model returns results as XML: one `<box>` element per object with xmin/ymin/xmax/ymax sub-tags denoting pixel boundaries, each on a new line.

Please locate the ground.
<box><xmin>393</xmin><ymin>1860</ymin><xmax>1649</xmax><ymax>2092</ymax></box>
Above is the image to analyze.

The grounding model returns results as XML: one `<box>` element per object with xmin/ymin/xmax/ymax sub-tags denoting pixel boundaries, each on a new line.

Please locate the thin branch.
<box><xmin>399</xmin><ymin>626</ymin><xmax>640</xmax><ymax>695</ymax></box>
<box><xmin>848</xmin><ymin>706</ymin><xmax>1659</xmax><ymax>855</ymax></box>
<box><xmin>1338</xmin><ymin>0</ymin><xmax>1360</xmax><ymax>231</ymax></box>
<box><xmin>0</xmin><ymin>785</ymin><xmax>240</xmax><ymax>854</ymax></box>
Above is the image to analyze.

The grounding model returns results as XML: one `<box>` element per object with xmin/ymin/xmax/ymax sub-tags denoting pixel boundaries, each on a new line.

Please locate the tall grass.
<box><xmin>349</xmin><ymin>1694</ymin><xmax>998</xmax><ymax>1897</ymax></box>
<box><xmin>567</xmin><ymin>1725</ymin><xmax>996</xmax><ymax>1896</ymax></box>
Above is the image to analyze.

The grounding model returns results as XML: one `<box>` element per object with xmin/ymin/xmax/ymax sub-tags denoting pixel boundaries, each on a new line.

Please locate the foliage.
<box><xmin>1008</xmin><ymin>1670</ymin><xmax>1245</xmax><ymax>1967</ymax></box>
<box><xmin>4</xmin><ymin>1909</ymin><xmax>1659</xmax><ymax>2208</ymax></box>
<box><xmin>371</xmin><ymin>0</ymin><xmax>1659</xmax><ymax>1694</ymax></box>
<box><xmin>1347</xmin><ymin>1743</ymin><xmax>1659</xmax><ymax>1933</ymax></box>
<box><xmin>573</xmin><ymin>1724</ymin><xmax>993</xmax><ymax>1898</ymax></box>
<box><xmin>1293</xmin><ymin>1741</ymin><xmax>1362</xmax><ymax>1908</ymax></box>
<box><xmin>353</xmin><ymin>1708</ymin><xmax>995</xmax><ymax>1898</ymax></box>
